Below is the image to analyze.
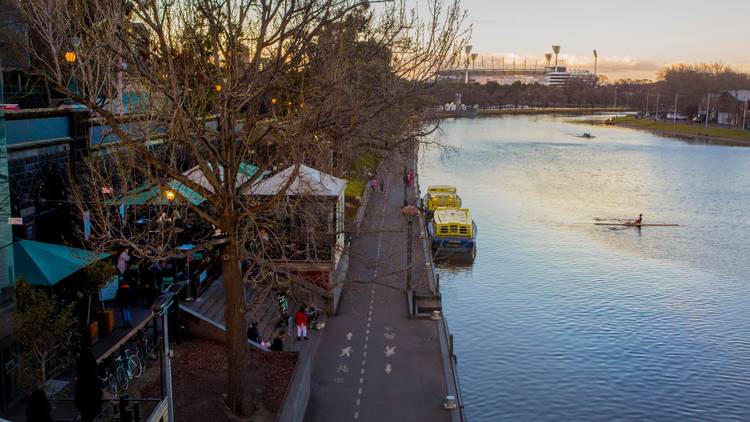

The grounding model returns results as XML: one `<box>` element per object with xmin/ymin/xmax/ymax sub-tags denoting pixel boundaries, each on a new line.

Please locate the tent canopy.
<box><xmin>111</xmin><ymin>163</ymin><xmax>264</xmax><ymax>206</ymax></box>
<box><xmin>13</xmin><ymin>240</ymin><xmax>111</xmax><ymax>287</ymax></box>
<box><xmin>251</xmin><ymin>165</ymin><xmax>347</xmax><ymax>197</ymax></box>
<box><xmin>182</xmin><ymin>162</ymin><xmax>264</xmax><ymax>194</ymax></box>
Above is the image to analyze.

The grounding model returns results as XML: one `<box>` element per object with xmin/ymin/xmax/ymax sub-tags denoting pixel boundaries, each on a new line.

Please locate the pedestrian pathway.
<box><xmin>305</xmin><ymin>152</ymin><xmax>450</xmax><ymax>422</ymax></box>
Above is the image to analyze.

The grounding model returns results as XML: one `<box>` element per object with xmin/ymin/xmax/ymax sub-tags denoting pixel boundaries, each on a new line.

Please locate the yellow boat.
<box><xmin>422</xmin><ymin>185</ymin><xmax>462</xmax><ymax>212</ymax></box>
<box><xmin>428</xmin><ymin>207</ymin><xmax>477</xmax><ymax>256</ymax></box>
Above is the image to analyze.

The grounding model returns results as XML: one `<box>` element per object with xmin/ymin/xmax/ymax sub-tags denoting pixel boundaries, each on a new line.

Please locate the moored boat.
<box><xmin>428</xmin><ymin>208</ymin><xmax>477</xmax><ymax>257</ymax></box>
<box><xmin>422</xmin><ymin>185</ymin><xmax>462</xmax><ymax>213</ymax></box>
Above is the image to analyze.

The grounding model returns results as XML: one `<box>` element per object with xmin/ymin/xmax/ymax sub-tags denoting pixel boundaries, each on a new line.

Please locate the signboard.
<box><xmin>7</xmin><ymin>217</ymin><xmax>22</xmax><ymax>225</ymax></box>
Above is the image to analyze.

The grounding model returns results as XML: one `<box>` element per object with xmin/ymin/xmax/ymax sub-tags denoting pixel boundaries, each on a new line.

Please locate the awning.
<box><xmin>108</xmin><ymin>182</ymin><xmax>206</xmax><ymax>207</ymax></box>
<box><xmin>13</xmin><ymin>240</ymin><xmax>111</xmax><ymax>286</ymax></box>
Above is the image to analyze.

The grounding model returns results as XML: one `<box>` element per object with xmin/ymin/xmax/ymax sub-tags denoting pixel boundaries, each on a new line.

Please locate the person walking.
<box><xmin>370</xmin><ymin>178</ymin><xmax>378</xmax><ymax>192</ymax></box>
<box><xmin>407</xmin><ymin>169</ymin><xmax>415</xmax><ymax>187</ymax></box>
<box><xmin>295</xmin><ymin>306</ymin><xmax>308</xmax><ymax>340</ymax></box>
<box><xmin>379</xmin><ymin>178</ymin><xmax>385</xmax><ymax>193</ymax></box>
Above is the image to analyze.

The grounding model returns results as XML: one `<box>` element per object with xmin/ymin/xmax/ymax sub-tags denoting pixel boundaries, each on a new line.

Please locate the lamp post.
<box><xmin>464</xmin><ymin>45</ymin><xmax>472</xmax><ymax>84</ymax></box>
<box><xmin>401</xmin><ymin>206</ymin><xmax>420</xmax><ymax>305</ymax></box>
<box><xmin>152</xmin><ymin>292</ymin><xmax>175</xmax><ymax>422</ymax></box>
<box><xmin>593</xmin><ymin>50</ymin><xmax>598</xmax><ymax>77</ymax></box>
<box><xmin>552</xmin><ymin>45</ymin><xmax>561</xmax><ymax>72</ymax></box>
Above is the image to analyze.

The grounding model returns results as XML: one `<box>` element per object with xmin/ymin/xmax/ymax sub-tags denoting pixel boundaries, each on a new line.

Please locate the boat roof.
<box><xmin>428</xmin><ymin>185</ymin><xmax>457</xmax><ymax>195</ymax></box>
<box><xmin>433</xmin><ymin>208</ymin><xmax>472</xmax><ymax>225</ymax></box>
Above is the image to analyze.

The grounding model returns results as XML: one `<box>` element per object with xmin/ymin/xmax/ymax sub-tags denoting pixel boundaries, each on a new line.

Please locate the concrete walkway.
<box><xmin>305</xmin><ymin>153</ymin><xmax>451</xmax><ymax>422</ymax></box>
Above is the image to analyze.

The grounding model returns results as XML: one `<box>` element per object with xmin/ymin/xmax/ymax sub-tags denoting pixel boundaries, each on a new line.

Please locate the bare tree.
<box><xmin>17</xmin><ymin>0</ymin><xmax>466</xmax><ymax>415</ymax></box>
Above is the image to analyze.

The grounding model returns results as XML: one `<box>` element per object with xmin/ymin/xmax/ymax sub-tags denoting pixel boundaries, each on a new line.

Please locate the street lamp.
<box><xmin>593</xmin><ymin>50</ymin><xmax>598</xmax><ymax>77</ymax></box>
<box><xmin>152</xmin><ymin>292</ymin><xmax>176</xmax><ymax>422</ymax></box>
<box><xmin>552</xmin><ymin>45</ymin><xmax>561</xmax><ymax>71</ymax></box>
<box><xmin>463</xmin><ymin>45</ymin><xmax>472</xmax><ymax>84</ymax></box>
<box><xmin>401</xmin><ymin>205</ymin><xmax>420</xmax><ymax>306</ymax></box>
<box><xmin>64</xmin><ymin>51</ymin><xmax>77</xmax><ymax>64</ymax></box>
<box><xmin>163</xmin><ymin>188</ymin><xmax>177</xmax><ymax>202</ymax></box>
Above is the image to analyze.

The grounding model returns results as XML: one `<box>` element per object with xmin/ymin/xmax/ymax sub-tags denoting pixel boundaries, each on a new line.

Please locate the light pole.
<box><xmin>705</xmin><ymin>93</ymin><xmax>711</xmax><ymax>128</ymax></box>
<box><xmin>593</xmin><ymin>50</ymin><xmax>598</xmax><ymax>77</ymax></box>
<box><xmin>401</xmin><ymin>206</ymin><xmax>420</xmax><ymax>306</ymax></box>
<box><xmin>152</xmin><ymin>292</ymin><xmax>176</xmax><ymax>422</ymax></box>
<box><xmin>463</xmin><ymin>45</ymin><xmax>472</xmax><ymax>84</ymax></box>
<box><xmin>655</xmin><ymin>94</ymin><xmax>660</xmax><ymax>120</ymax></box>
<box><xmin>552</xmin><ymin>45</ymin><xmax>561</xmax><ymax>72</ymax></box>
<box><xmin>614</xmin><ymin>86</ymin><xmax>618</xmax><ymax>108</ymax></box>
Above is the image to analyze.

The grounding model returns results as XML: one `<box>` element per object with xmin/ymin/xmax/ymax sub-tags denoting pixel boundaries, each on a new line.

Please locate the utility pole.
<box><xmin>743</xmin><ymin>100</ymin><xmax>748</xmax><ymax>130</ymax></box>
<box><xmin>464</xmin><ymin>45</ymin><xmax>472</xmax><ymax>84</ymax></box>
<box><xmin>593</xmin><ymin>50</ymin><xmax>598</xmax><ymax>77</ymax></box>
<box><xmin>655</xmin><ymin>94</ymin><xmax>660</xmax><ymax>120</ymax></box>
<box><xmin>705</xmin><ymin>93</ymin><xmax>711</xmax><ymax>128</ymax></box>
<box><xmin>645</xmin><ymin>93</ymin><xmax>650</xmax><ymax>116</ymax></box>
<box><xmin>673</xmin><ymin>91</ymin><xmax>679</xmax><ymax>124</ymax></box>
<box><xmin>614</xmin><ymin>86</ymin><xmax>618</xmax><ymax>108</ymax></box>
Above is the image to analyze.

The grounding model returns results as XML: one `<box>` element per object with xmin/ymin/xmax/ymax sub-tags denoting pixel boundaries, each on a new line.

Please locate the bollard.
<box><xmin>431</xmin><ymin>310</ymin><xmax>442</xmax><ymax>321</ymax></box>
<box><xmin>444</xmin><ymin>395</ymin><xmax>457</xmax><ymax>410</ymax></box>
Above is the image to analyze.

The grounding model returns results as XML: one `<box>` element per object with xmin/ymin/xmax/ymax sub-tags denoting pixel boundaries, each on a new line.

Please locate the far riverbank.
<box><xmin>607</xmin><ymin>115</ymin><xmax>750</xmax><ymax>146</ymax></box>
<box><xmin>432</xmin><ymin>106</ymin><xmax>634</xmax><ymax>119</ymax></box>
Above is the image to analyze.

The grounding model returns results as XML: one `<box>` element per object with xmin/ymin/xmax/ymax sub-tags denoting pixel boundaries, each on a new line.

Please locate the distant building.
<box><xmin>437</xmin><ymin>66</ymin><xmax>597</xmax><ymax>87</ymax></box>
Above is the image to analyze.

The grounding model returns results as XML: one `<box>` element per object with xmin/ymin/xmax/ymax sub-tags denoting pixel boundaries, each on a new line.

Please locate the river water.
<box><xmin>419</xmin><ymin>114</ymin><xmax>750</xmax><ymax>421</ymax></box>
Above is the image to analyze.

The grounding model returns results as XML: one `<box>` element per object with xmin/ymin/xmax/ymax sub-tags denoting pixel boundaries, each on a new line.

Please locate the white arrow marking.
<box><xmin>346</xmin><ymin>332</ymin><xmax>353</xmax><ymax>340</ymax></box>
<box><xmin>385</xmin><ymin>364</ymin><xmax>392</xmax><ymax>374</ymax></box>
<box><xmin>385</xmin><ymin>346</ymin><xmax>397</xmax><ymax>357</ymax></box>
<box><xmin>340</xmin><ymin>346</ymin><xmax>353</xmax><ymax>357</ymax></box>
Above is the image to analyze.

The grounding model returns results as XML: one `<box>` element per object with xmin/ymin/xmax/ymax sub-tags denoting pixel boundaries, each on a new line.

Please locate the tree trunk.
<box><xmin>221</xmin><ymin>237</ymin><xmax>251</xmax><ymax>415</ymax></box>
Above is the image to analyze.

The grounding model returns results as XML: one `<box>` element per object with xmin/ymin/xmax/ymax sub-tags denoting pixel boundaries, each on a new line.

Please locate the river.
<box><xmin>418</xmin><ymin>114</ymin><xmax>750</xmax><ymax>421</ymax></box>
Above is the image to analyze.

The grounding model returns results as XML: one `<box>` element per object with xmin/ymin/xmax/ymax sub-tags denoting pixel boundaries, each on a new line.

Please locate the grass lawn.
<box><xmin>611</xmin><ymin>115</ymin><xmax>750</xmax><ymax>142</ymax></box>
<box><xmin>345</xmin><ymin>179</ymin><xmax>366</xmax><ymax>199</ymax></box>
<box><xmin>345</xmin><ymin>152</ymin><xmax>380</xmax><ymax>199</ymax></box>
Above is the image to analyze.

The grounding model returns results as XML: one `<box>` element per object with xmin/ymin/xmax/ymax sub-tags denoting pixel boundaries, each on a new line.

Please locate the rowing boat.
<box><xmin>594</xmin><ymin>223</ymin><xmax>679</xmax><ymax>227</ymax></box>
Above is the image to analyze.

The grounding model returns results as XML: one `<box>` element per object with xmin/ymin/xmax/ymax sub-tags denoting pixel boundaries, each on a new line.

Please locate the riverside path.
<box><xmin>305</xmin><ymin>152</ymin><xmax>453</xmax><ymax>422</ymax></box>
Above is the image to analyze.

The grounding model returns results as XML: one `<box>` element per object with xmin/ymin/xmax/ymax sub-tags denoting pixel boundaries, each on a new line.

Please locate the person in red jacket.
<box><xmin>295</xmin><ymin>306</ymin><xmax>308</xmax><ymax>340</ymax></box>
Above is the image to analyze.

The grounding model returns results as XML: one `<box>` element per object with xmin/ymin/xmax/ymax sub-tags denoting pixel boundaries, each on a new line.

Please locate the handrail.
<box><xmin>179</xmin><ymin>304</ymin><xmax>271</xmax><ymax>352</ymax></box>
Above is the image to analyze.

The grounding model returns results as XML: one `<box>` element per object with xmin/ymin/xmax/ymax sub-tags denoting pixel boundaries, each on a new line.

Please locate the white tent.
<box><xmin>180</xmin><ymin>162</ymin><xmax>262</xmax><ymax>194</ymax></box>
<box><xmin>251</xmin><ymin>165</ymin><xmax>347</xmax><ymax>197</ymax></box>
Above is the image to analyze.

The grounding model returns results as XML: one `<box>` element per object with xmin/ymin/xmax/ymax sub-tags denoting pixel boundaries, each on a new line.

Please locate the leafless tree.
<box><xmin>17</xmin><ymin>0</ymin><xmax>466</xmax><ymax>415</ymax></box>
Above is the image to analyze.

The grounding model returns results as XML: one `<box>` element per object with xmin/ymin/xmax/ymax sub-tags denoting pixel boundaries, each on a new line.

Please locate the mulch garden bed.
<box><xmin>140</xmin><ymin>339</ymin><xmax>297</xmax><ymax>421</ymax></box>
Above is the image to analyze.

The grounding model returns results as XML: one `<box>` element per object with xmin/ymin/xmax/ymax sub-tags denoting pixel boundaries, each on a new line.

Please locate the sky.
<box><xmin>457</xmin><ymin>0</ymin><xmax>750</xmax><ymax>80</ymax></box>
